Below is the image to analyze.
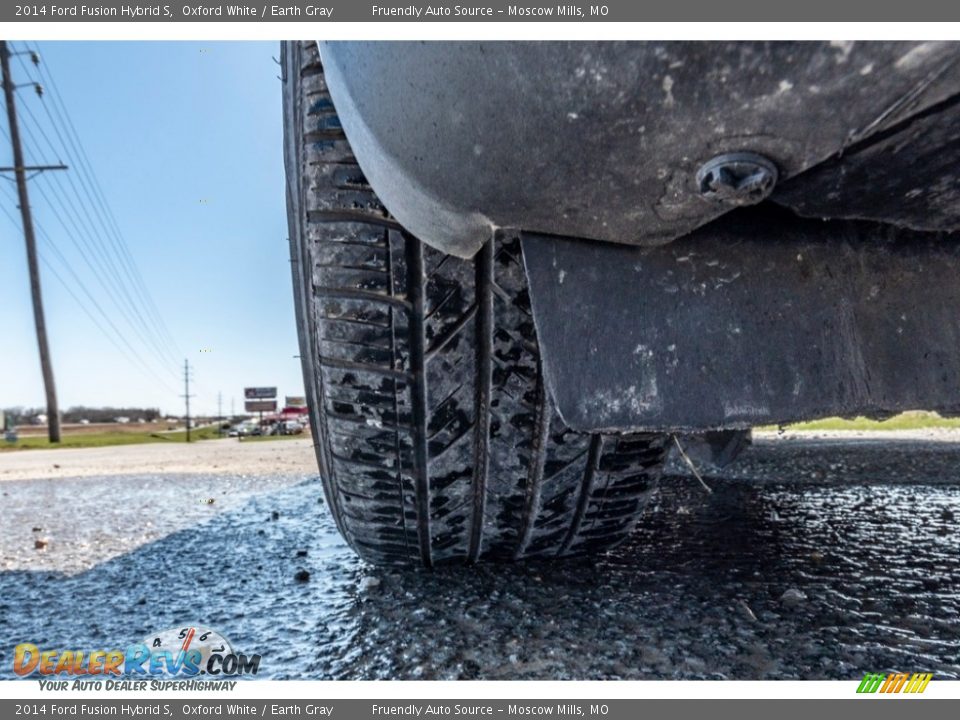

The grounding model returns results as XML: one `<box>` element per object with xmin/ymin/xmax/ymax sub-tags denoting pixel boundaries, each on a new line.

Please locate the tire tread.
<box><xmin>284</xmin><ymin>41</ymin><xmax>667</xmax><ymax>566</ymax></box>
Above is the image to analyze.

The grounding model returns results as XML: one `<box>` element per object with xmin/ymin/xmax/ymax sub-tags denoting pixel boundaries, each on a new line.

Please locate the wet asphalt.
<box><xmin>0</xmin><ymin>436</ymin><xmax>957</xmax><ymax>680</ymax></box>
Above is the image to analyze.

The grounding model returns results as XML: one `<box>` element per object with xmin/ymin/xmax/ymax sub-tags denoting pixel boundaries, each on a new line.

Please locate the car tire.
<box><xmin>283</xmin><ymin>40</ymin><xmax>669</xmax><ymax>566</ymax></box>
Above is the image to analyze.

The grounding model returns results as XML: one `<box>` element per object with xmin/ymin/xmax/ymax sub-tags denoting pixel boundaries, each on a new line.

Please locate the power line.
<box><xmin>0</xmin><ymin>86</ymin><xmax>183</xmax><ymax>390</ymax></box>
<box><xmin>13</xmin><ymin>41</ymin><xmax>182</xmax><ymax>360</ymax></box>
<box><xmin>13</xmin><ymin>42</ymin><xmax>183</xmax><ymax>362</ymax></box>
<box><xmin>27</xmin><ymin>177</ymin><xmax>177</xmax><ymax>369</ymax></box>
<box><xmin>31</xmin><ymin>163</ymin><xmax>183</xmax><ymax>376</ymax></box>
<box><xmin>0</xmin><ymin>181</ymin><xmax>180</xmax><ymax>390</ymax></box>
<box><xmin>0</xmin><ymin>148</ymin><xmax>181</xmax><ymax>385</ymax></box>
<box><xmin>37</xmin><ymin>252</ymin><xmax>181</xmax><ymax>397</ymax></box>
<box><xmin>0</xmin><ymin>190</ymin><xmax>179</xmax><ymax>396</ymax></box>
<box><xmin>0</xmin><ymin>42</ymin><xmax>186</xmax><ymax>415</ymax></box>
<box><xmin>9</xmin><ymin>85</ymin><xmax>183</xmax><ymax>371</ymax></box>
<box><xmin>0</xmin><ymin>121</ymin><xmax>180</xmax><ymax>389</ymax></box>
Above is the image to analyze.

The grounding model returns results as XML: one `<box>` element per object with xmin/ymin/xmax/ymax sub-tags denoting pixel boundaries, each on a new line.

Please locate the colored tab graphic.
<box><xmin>857</xmin><ymin>672</ymin><xmax>932</xmax><ymax>694</ymax></box>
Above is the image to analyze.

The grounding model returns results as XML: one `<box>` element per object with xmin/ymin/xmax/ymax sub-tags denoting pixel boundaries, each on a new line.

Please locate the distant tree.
<box><xmin>1</xmin><ymin>407</ymin><xmax>40</xmax><ymax>426</ymax></box>
<box><xmin>62</xmin><ymin>406</ymin><xmax>162</xmax><ymax>423</ymax></box>
<box><xmin>4</xmin><ymin>406</ymin><xmax>163</xmax><ymax>425</ymax></box>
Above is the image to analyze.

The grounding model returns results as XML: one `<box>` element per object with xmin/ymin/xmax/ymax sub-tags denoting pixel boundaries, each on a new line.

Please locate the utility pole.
<box><xmin>182</xmin><ymin>359</ymin><xmax>194</xmax><ymax>442</ymax></box>
<box><xmin>217</xmin><ymin>391</ymin><xmax>223</xmax><ymax>437</ymax></box>
<box><xmin>1</xmin><ymin>41</ymin><xmax>67</xmax><ymax>443</ymax></box>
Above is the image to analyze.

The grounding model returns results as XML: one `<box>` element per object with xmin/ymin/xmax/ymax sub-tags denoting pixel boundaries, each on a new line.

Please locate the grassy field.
<box><xmin>240</xmin><ymin>433</ymin><xmax>307</xmax><ymax>443</ymax></box>
<box><xmin>1</xmin><ymin>425</ymin><xmax>227</xmax><ymax>451</ymax></box>
<box><xmin>5</xmin><ymin>409</ymin><xmax>951</xmax><ymax>452</ymax></box>
<box><xmin>1</xmin><ymin>424</ymin><xmax>310</xmax><ymax>451</ymax></box>
<box><xmin>13</xmin><ymin>420</ymin><xmax>173</xmax><ymax>437</ymax></box>
<box><xmin>759</xmin><ymin>410</ymin><xmax>960</xmax><ymax>432</ymax></box>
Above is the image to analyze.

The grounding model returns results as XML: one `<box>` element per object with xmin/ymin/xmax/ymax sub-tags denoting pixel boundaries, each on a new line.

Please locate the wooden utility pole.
<box><xmin>182</xmin><ymin>359</ymin><xmax>194</xmax><ymax>442</ymax></box>
<box><xmin>1</xmin><ymin>41</ymin><xmax>65</xmax><ymax>443</ymax></box>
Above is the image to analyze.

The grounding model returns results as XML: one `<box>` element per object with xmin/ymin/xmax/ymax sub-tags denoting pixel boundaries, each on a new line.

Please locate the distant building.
<box><xmin>279</xmin><ymin>405</ymin><xmax>309</xmax><ymax>419</ymax></box>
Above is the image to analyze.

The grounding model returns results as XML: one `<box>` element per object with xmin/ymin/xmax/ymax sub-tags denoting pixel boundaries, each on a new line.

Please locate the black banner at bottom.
<box><xmin>1</xmin><ymin>699</ymin><xmax>958</xmax><ymax>720</ymax></box>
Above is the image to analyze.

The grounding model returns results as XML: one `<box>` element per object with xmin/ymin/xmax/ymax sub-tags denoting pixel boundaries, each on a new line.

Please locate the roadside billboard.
<box><xmin>244</xmin><ymin>387</ymin><xmax>277</xmax><ymax>399</ymax></box>
<box><xmin>244</xmin><ymin>400</ymin><xmax>277</xmax><ymax>413</ymax></box>
<box><xmin>285</xmin><ymin>396</ymin><xmax>307</xmax><ymax>407</ymax></box>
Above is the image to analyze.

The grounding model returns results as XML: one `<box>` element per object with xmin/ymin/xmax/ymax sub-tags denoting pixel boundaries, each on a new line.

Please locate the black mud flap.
<box><xmin>521</xmin><ymin>208</ymin><xmax>960</xmax><ymax>432</ymax></box>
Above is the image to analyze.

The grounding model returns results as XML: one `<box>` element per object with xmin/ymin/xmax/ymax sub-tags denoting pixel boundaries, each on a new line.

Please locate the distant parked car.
<box><xmin>281</xmin><ymin>421</ymin><xmax>304</xmax><ymax>435</ymax></box>
<box><xmin>231</xmin><ymin>423</ymin><xmax>258</xmax><ymax>437</ymax></box>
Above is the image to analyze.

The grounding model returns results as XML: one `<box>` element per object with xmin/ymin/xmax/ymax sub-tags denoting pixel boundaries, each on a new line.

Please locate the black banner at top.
<box><xmin>5</xmin><ymin>0</ymin><xmax>960</xmax><ymax>22</ymax></box>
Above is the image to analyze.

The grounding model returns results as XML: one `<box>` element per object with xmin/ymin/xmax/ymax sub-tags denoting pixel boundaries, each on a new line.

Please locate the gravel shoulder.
<box><xmin>5</xmin><ymin>428</ymin><xmax>959</xmax><ymax>484</ymax></box>
<box><xmin>0</xmin><ymin>437</ymin><xmax>317</xmax><ymax>482</ymax></box>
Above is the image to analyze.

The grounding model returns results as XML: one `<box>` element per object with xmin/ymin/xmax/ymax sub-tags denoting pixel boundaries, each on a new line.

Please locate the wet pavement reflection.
<box><xmin>0</xmin><ymin>437</ymin><xmax>957</xmax><ymax>680</ymax></box>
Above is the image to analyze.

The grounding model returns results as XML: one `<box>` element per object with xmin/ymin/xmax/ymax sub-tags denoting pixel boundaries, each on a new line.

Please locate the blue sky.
<box><xmin>1</xmin><ymin>41</ymin><xmax>303</xmax><ymax>416</ymax></box>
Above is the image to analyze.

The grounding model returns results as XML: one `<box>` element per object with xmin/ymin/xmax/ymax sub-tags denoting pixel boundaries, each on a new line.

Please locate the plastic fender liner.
<box><xmin>521</xmin><ymin>208</ymin><xmax>960</xmax><ymax>432</ymax></box>
<box><xmin>319</xmin><ymin>41</ymin><xmax>960</xmax><ymax>258</ymax></box>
